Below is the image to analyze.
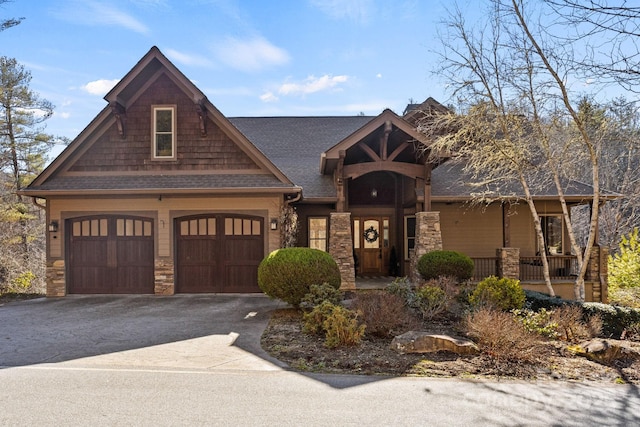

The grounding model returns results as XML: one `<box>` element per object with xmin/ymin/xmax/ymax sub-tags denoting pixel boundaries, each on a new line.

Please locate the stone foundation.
<box><xmin>329</xmin><ymin>212</ymin><xmax>356</xmax><ymax>290</ymax></box>
<box><xmin>46</xmin><ymin>260</ymin><xmax>66</xmax><ymax>297</ymax></box>
<box><xmin>154</xmin><ymin>258</ymin><xmax>175</xmax><ymax>295</ymax></box>
<box><xmin>410</xmin><ymin>211</ymin><xmax>443</xmax><ymax>282</ymax></box>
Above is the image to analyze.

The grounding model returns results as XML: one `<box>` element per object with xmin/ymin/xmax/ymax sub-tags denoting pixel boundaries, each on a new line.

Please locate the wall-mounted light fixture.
<box><xmin>371</xmin><ymin>188</ymin><xmax>378</xmax><ymax>198</ymax></box>
<box><xmin>270</xmin><ymin>218</ymin><xmax>278</xmax><ymax>230</ymax></box>
<box><xmin>48</xmin><ymin>220</ymin><xmax>59</xmax><ymax>233</ymax></box>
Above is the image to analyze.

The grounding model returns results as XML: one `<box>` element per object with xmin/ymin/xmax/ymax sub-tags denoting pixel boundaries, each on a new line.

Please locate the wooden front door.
<box><xmin>353</xmin><ymin>217</ymin><xmax>389</xmax><ymax>276</ymax></box>
<box><xmin>175</xmin><ymin>214</ymin><xmax>263</xmax><ymax>293</ymax></box>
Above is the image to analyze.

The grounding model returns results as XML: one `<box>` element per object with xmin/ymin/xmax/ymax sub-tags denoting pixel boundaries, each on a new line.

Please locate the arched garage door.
<box><xmin>176</xmin><ymin>214</ymin><xmax>263</xmax><ymax>293</ymax></box>
<box><xmin>67</xmin><ymin>215</ymin><xmax>154</xmax><ymax>294</ymax></box>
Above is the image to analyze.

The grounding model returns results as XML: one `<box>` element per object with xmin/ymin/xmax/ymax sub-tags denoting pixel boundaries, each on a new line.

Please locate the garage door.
<box><xmin>176</xmin><ymin>214</ymin><xmax>263</xmax><ymax>293</ymax></box>
<box><xmin>67</xmin><ymin>215</ymin><xmax>154</xmax><ymax>294</ymax></box>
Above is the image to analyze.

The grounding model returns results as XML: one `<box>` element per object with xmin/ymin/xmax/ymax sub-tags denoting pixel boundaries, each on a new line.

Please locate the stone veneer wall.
<box><xmin>154</xmin><ymin>258</ymin><xmax>175</xmax><ymax>295</ymax></box>
<box><xmin>410</xmin><ymin>211</ymin><xmax>443</xmax><ymax>282</ymax></box>
<box><xmin>329</xmin><ymin>212</ymin><xmax>356</xmax><ymax>290</ymax></box>
<box><xmin>497</xmin><ymin>248</ymin><xmax>520</xmax><ymax>280</ymax></box>
<box><xmin>46</xmin><ymin>260</ymin><xmax>66</xmax><ymax>297</ymax></box>
<box><xmin>588</xmin><ymin>246</ymin><xmax>608</xmax><ymax>303</ymax></box>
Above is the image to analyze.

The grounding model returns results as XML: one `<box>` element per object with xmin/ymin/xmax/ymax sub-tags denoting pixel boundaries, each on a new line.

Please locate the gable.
<box><xmin>24</xmin><ymin>47</ymin><xmax>296</xmax><ymax>196</ymax></box>
<box><xmin>68</xmin><ymin>73</ymin><xmax>260</xmax><ymax>173</ymax></box>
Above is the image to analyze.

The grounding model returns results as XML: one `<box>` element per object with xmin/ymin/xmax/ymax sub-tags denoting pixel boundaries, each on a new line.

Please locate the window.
<box><xmin>309</xmin><ymin>217</ymin><xmax>328</xmax><ymax>251</ymax></box>
<box><xmin>152</xmin><ymin>106</ymin><xmax>175</xmax><ymax>159</ymax></box>
<box><xmin>540</xmin><ymin>215</ymin><xmax>563</xmax><ymax>255</ymax></box>
<box><xmin>404</xmin><ymin>215</ymin><xmax>416</xmax><ymax>260</ymax></box>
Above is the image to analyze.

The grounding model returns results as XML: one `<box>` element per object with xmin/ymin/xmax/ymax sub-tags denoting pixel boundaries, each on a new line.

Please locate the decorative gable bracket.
<box><xmin>110</xmin><ymin>102</ymin><xmax>127</xmax><ymax>139</ymax></box>
<box><xmin>196</xmin><ymin>99</ymin><xmax>208</xmax><ymax>137</ymax></box>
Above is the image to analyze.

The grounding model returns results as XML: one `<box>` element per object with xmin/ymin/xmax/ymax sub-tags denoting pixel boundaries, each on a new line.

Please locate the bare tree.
<box><xmin>0</xmin><ymin>0</ymin><xmax>24</xmax><ymax>32</ymax></box>
<box><xmin>423</xmin><ymin>0</ymin><xmax>616</xmax><ymax>301</ymax></box>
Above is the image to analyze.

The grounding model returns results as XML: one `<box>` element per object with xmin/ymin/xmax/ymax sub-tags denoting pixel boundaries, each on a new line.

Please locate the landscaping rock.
<box><xmin>391</xmin><ymin>331</ymin><xmax>479</xmax><ymax>355</ymax></box>
<box><xmin>568</xmin><ymin>339</ymin><xmax>640</xmax><ymax>364</ymax></box>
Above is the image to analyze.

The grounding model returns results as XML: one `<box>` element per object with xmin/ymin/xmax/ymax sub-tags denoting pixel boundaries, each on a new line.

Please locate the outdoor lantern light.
<box><xmin>371</xmin><ymin>188</ymin><xmax>378</xmax><ymax>198</ymax></box>
<box><xmin>48</xmin><ymin>220</ymin><xmax>59</xmax><ymax>233</ymax></box>
<box><xmin>270</xmin><ymin>218</ymin><xmax>278</xmax><ymax>230</ymax></box>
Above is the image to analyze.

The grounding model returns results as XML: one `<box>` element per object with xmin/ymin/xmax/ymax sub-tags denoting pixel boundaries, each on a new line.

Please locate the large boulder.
<box><xmin>391</xmin><ymin>331</ymin><xmax>479</xmax><ymax>355</ymax></box>
<box><xmin>568</xmin><ymin>339</ymin><xmax>640</xmax><ymax>364</ymax></box>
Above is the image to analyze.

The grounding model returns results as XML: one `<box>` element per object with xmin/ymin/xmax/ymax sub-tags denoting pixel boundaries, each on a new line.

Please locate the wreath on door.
<box><xmin>363</xmin><ymin>226</ymin><xmax>379</xmax><ymax>243</ymax></box>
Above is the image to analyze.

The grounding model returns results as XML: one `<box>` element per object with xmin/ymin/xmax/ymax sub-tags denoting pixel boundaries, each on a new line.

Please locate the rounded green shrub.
<box><xmin>258</xmin><ymin>248</ymin><xmax>341</xmax><ymax>307</ymax></box>
<box><xmin>416</xmin><ymin>250</ymin><xmax>474</xmax><ymax>281</ymax></box>
<box><xmin>469</xmin><ymin>276</ymin><xmax>525</xmax><ymax>311</ymax></box>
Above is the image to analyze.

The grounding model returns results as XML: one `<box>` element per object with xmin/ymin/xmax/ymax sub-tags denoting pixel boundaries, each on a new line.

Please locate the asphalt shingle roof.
<box><xmin>229</xmin><ymin>116</ymin><xmax>373</xmax><ymax>199</ymax></box>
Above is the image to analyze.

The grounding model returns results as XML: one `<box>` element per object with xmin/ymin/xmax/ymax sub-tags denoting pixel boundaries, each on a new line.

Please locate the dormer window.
<box><xmin>152</xmin><ymin>105</ymin><xmax>176</xmax><ymax>159</ymax></box>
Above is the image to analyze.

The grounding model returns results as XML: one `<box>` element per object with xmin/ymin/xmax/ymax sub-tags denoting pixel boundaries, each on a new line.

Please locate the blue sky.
<box><xmin>1</xmin><ymin>0</ymin><xmax>464</xmax><ymax>150</ymax></box>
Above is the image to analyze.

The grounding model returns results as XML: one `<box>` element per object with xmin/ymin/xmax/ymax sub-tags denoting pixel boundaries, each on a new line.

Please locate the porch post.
<box><xmin>410</xmin><ymin>211</ymin><xmax>443</xmax><ymax>282</ymax></box>
<box><xmin>587</xmin><ymin>245</ymin><xmax>608</xmax><ymax>303</ymax></box>
<box><xmin>329</xmin><ymin>212</ymin><xmax>356</xmax><ymax>290</ymax></box>
<box><xmin>497</xmin><ymin>248</ymin><xmax>520</xmax><ymax>280</ymax></box>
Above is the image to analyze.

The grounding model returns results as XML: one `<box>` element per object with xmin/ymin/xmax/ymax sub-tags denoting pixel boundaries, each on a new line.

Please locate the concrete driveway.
<box><xmin>0</xmin><ymin>295</ymin><xmax>288</xmax><ymax>371</ymax></box>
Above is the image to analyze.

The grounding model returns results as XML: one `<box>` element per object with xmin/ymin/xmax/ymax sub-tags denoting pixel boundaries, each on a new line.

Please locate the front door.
<box><xmin>353</xmin><ymin>217</ymin><xmax>389</xmax><ymax>276</ymax></box>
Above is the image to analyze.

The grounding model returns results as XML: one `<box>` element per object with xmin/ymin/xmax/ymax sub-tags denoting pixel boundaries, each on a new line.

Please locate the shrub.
<box><xmin>469</xmin><ymin>276</ymin><xmax>525</xmax><ymax>311</ymax></box>
<box><xmin>258</xmin><ymin>248</ymin><xmax>341</xmax><ymax>308</ymax></box>
<box><xmin>322</xmin><ymin>305</ymin><xmax>366</xmax><ymax>348</ymax></box>
<box><xmin>414</xmin><ymin>285</ymin><xmax>448</xmax><ymax>320</ymax></box>
<box><xmin>465</xmin><ymin>307</ymin><xmax>540</xmax><ymax>364</ymax></box>
<box><xmin>416</xmin><ymin>250</ymin><xmax>474</xmax><ymax>281</ymax></box>
<box><xmin>608</xmin><ymin>287</ymin><xmax>640</xmax><ymax>309</ymax></box>
<box><xmin>524</xmin><ymin>289</ymin><xmax>569</xmax><ymax>311</ymax></box>
<box><xmin>301</xmin><ymin>283</ymin><xmax>344</xmax><ymax>309</ymax></box>
<box><xmin>385</xmin><ymin>276</ymin><xmax>414</xmax><ymax>301</ymax></box>
<box><xmin>608</xmin><ymin>228</ymin><xmax>640</xmax><ymax>290</ymax></box>
<box><xmin>582</xmin><ymin>302</ymin><xmax>640</xmax><ymax>338</ymax></box>
<box><xmin>513</xmin><ymin>308</ymin><xmax>560</xmax><ymax>339</ymax></box>
<box><xmin>303</xmin><ymin>300</ymin><xmax>336</xmax><ymax>335</ymax></box>
<box><xmin>351</xmin><ymin>291</ymin><xmax>419</xmax><ymax>337</ymax></box>
<box><xmin>303</xmin><ymin>301</ymin><xmax>365</xmax><ymax>348</ymax></box>
<box><xmin>551</xmin><ymin>305</ymin><xmax>601</xmax><ymax>342</ymax></box>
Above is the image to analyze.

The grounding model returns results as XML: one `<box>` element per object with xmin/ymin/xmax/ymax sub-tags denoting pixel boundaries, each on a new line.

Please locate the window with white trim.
<box><xmin>152</xmin><ymin>106</ymin><xmax>176</xmax><ymax>159</ymax></box>
<box><xmin>309</xmin><ymin>217</ymin><xmax>328</xmax><ymax>251</ymax></box>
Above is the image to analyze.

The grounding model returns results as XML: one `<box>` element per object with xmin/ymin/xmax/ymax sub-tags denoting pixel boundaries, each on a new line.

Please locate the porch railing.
<box><xmin>519</xmin><ymin>256</ymin><xmax>578</xmax><ymax>281</ymax></box>
<box><xmin>471</xmin><ymin>257</ymin><xmax>498</xmax><ymax>281</ymax></box>
<box><xmin>471</xmin><ymin>255</ymin><xmax>579</xmax><ymax>282</ymax></box>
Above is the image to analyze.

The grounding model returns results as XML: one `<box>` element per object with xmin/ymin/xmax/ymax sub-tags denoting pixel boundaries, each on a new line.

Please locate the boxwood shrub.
<box><xmin>258</xmin><ymin>247</ymin><xmax>341</xmax><ymax>308</ymax></box>
<box><xmin>416</xmin><ymin>250</ymin><xmax>474</xmax><ymax>281</ymax></box>
<box><xmin>469</xmin><ymin>276</ymin><xmax>525</xmax><ymax>311</ymax></box>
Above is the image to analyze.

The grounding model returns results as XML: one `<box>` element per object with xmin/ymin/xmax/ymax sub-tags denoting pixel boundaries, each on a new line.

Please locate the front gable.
<box><xmin>320</xmin><ymin>109</ymin><xmax>434</xmax><ymax>180</ymax></box>
<box><xmin>26</xmin><ymin>47</ymin><xmax>295</xmax><ymax>196</ymax></box>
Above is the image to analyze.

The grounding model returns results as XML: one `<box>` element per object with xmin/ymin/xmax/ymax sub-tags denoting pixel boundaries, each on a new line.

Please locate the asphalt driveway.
<box><xmin>0</xmin><ymin>294</ymin><xmax>287</xmax><ymax>371</ymax></box>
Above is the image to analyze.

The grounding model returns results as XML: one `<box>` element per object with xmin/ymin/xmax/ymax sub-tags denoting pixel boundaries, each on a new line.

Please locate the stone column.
<box><xmin>46</xmin><ymin>260</ymin><xmax>66</xmax><ymax>297</ymax></box>
<box><xmin>497</xmin><ymin>248</ymin><xmax>520</xmax><ymax>280</ymax></box>
<box><xmin>410</xmin><ymin>211</ymin><xmax>443</xmax><ymax>282</ymax></box>
<box><xmin>587</xmin><ymin>245</ymin><xmax>608</xmax><ymax>303</ymax></box>
<box><xmin>329</xmin><ymin>212</ymin><xmax>356</xmax><ymax>290</ymax></box>
<box><xmin>154</xmin><ymin>258</ymin><xmax>175</xmax><ymax>295</ymax></box>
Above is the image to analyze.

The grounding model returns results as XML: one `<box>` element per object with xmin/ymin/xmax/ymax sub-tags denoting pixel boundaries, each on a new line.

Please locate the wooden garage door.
<box><xmin>176</xmin><ymin>214</ymin><xmax>263</xmax><ymax>293</ymax></box>
<box><xmin>67</xmin><ymin>216</ymin><xmax>154</xmax><ymax>294</ymax></box>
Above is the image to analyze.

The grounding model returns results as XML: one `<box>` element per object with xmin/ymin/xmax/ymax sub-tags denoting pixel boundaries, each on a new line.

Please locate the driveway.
<box><xmin>0</xmin><ymin>295</ymin><xmax>287</xmax><ymax>371</ymax></box>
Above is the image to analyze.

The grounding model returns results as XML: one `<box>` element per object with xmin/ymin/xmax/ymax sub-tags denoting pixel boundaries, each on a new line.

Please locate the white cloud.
<box><xmin>56</xmin><ymin>112</ymin><xmax>71</xmax><ymax>119</ymax></box>
<box><xmin>309</xmin><ymin>0</ymin><xmax>374</xmax><ymax>24</ymax></box>
<box><xmin>82</xmin><ymin>79</ymin><xmax>120</xmax><ymax>95</ymax></box>
<box><xmin>277</xmin><ymin>75</ymin><xmax>349</xmax><ymax>96</ymax></box>
<box><xmin>213</xmin><ymin>37</ymin><xmax>290</xmax><ymax>72</ymax></box>
<box><xmin>165</xmin><ymin>49</ymin><xmax>214</xmax><ymax>68</ymax></box>
<box><xmin>54</xmin><ymin>1</ymin><xmax>149</xmax><ymax>34</ymax></box>
<box><xmin>376</xmin><ymin>73</ymin><xmax>382</xmax><ymax>78</ymax></box>
<box><xmin>260</xmin><ymin>91</ymin><xmax>279</xmax><ymax>103</ymax></box>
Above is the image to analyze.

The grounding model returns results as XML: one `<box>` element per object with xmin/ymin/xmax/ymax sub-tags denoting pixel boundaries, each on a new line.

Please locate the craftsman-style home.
<box><xmin>22</xmin><ymin>47</ymin><xmax>608</xmax><ymax>301</ymax></box>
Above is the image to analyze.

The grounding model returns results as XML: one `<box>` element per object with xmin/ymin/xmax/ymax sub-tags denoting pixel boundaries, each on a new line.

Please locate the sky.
<box><xmin>1</xmin><ymin>0</ymin><xmax>469</xmax><ymax>154</ymax></box>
